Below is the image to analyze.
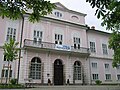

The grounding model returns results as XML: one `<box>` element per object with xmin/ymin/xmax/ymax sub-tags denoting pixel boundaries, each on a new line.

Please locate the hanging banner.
<box><xmin>55</xmin><ymin>44</ymin><xmax>71</xmax><ymax>51</ymax></box>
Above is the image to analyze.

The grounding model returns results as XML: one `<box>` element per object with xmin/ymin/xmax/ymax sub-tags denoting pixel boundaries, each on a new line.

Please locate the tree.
<box><xmin>3</xmin><ymin>38</ymin><xmax>19</xmax><ymax>84</ymax></box>
<box><xmin>86</xmin><ymin>0</ymin><xmax>120</xmax><ymax>30</ymax></box>
<box><xmin>86</xmin><ymin>0</ymin><xmax>120</xmax><ymax>67</ymax></box>
<box><xmin>109</xmin><ymin>31</ymin><xmax>120</xmax><ymax>67</ymax></box>
<box><xmin>0</xmin><ymin>0</ymin><xmax>55</xmax><ymax>83</ymax></box>
<box><xmin>0</xmin><ymin>0</ymin><xmax>55</xmax><ymax>22</ymax></box>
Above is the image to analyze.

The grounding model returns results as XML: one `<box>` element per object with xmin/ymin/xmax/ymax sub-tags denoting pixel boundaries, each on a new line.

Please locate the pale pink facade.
<box><xmin>0</xmin><ymin>2</ymin><xmax>119</xmax><ymax>85</ymax></box>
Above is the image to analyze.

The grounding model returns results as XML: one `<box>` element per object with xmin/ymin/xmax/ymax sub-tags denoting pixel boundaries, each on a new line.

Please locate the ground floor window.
<box><xmin>105</xmin><ymin>74</ymin><xmax>111</xmax><ymax>80</ymax></box>
<box><xmin>117</xmin><ymin>75</ymin><xmax>120</xmax><ymax>80</ymax></box>
<box><xmin>74</xmin><ymin>61</ymin><xmax>81</xmax><ymax>80</ymax></box>
<box><xmin>92</xmin><ymin>74</ymin><xmax>99</xmax><ymax>80</ymax></box>
<box><xmin>29</xmin><ymin>57</ymin><xmax>41</xmax><ymax>79</ymax></box>
<box><xmin>1</xmin><ymin>69</ymin><xmax>12</xmax><ymax>78</ymax></box>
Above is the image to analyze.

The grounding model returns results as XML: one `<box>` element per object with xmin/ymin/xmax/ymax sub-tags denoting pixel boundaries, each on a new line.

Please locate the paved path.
<box><xmin>0</xmin><ymin>85</ymin><xmax>120</xmax><ymax>90</ymax></box>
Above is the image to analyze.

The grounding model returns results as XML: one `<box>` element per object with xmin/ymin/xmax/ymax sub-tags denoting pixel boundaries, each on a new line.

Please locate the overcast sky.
<box><xmin>48</xmin><ymin>0</ymin><xmax>106</xmax><ymax>31</ymax></box>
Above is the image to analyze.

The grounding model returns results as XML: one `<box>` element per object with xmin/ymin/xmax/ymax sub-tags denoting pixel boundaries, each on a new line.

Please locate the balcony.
<box><xmin>24</xmin><ymin>39</ymin><xmax>90</xmax><ymax>55</ymax></box>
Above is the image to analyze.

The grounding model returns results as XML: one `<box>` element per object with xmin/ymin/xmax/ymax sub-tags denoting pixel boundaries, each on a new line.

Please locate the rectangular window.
<box><xmin>105</xmin><ymin>64</ymin><xmax>109</xmax><ymax>69</ymax></box>
<box><xmin>117</xmin><ymin>75</ymin><xmax>120</xmax><ymax>80</ymax></box>
<box><xmin>3</xmin><ymin>55</ymin><xmax>7</xmax><ymax>61</ymax></box>
<box><xmin>55</xmin><ymin>34</ymin><xmax>63</xmax><ymax>45</ymax></box>
<box><xmin>90</xmin><ymin>42</ymin><xmax>96</xmax><ymax>53</ymax></box>
<box><xmin>92</xmin><ymin>63</ymin><xmax>97</xmax><ymax>68</ymax></box>
<box><xmin>92</xmin><ymin>74</ymin><xmax>99</xmax><ymax>80</ymax></box>
<box><xmin>105</xmin><ymin>74</ymin><xmax>111</xmax><ymax>80</ymax></box>
<box><xmin>1</xmin><ymin>69</ymin><xmax>12</xmax><ymax>78</ymax></box>
<box><xmin>6</xmin><ymin>27</ymin><xmax>16</xmax><ymax>41</ymax></box>
<box><xmin>33</xmin><ymin>30</ymin><xmax>42</xmax><ymax>45</ymax></box>
<box><xmin>117</xmin><ymin>65</ymin><xmax>120</xmax><ymax>69</ymax></box>
<box><xmin>102</xmin><ymin>44</ymin><xmax>108</xmax><ymax>55</ymax></box>
<box><xmin>73</xmin><ymin>37</ymin><xmax>80</xmax><ymax>49</ymax></box>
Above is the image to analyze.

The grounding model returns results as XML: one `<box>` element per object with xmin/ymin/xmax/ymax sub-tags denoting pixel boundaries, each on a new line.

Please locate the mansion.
<box><xmin>0</xmin><ymin>2</ymin><xmax>120</xmax><ymax>85</ymax></box>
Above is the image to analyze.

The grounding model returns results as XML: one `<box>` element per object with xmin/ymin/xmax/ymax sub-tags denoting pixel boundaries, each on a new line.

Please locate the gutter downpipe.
<box><xmin>17</xmin><ymin>15</ymin><xmax>24</xmax><ymax>84</ymax></box>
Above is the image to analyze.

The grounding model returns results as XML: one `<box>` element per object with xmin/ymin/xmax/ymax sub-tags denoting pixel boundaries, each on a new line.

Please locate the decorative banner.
<box><xmin>55</xmin><ymin>44</ymin><xmax>71</xmax><ymax>51</ymax></box>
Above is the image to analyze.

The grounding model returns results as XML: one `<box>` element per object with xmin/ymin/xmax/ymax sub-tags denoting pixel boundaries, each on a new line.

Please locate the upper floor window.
<box><xmin>6</xmin><ymin>27</ymin><xmax>16</xmax><ymax>42</ymax></box>
<box><xmin>33</xmin><ymin>30</ymin><xmax>42</xmax><ymax>44</ymax></box>
<box><xmin>117</xmin><ymin>65</ymin><xmax>120</xmax><ymax>70</ymax></box>
<box><xmin>54</xmin><ymin>12</ymin><xmax>62</xmax><ymax>17</ymax></box>
<box><xmin>92</xmin><ymin>62</ymin><xmax>97</xmax><ymax>68</ymax></box>
<box><xmin>73</xmin><ymin>37</ymin><xmax>80</xmax><ymax>49</ymax></box>
<box><xmin>55</xmin><ymin>34</ymin><xmax>63</xmax><ymax>45</ymax></box>
<box><xmin>102</xmin><ymin>44</ymin><xmax>108</xmax><ymax>55</ymax></box>
<box><xmin>105</xmin><ymin>74</ymin><xmax>111</xmax><ymax>80</ymax></box>
<box><xmin>90</xmin><ymin>42</ymin><xmax>96</xmax><ymax>53</ymax></box>
<box><xmin>105</xmin><ymin>64</ymin><xmax>109</xmax><ymax>69</ymax></box>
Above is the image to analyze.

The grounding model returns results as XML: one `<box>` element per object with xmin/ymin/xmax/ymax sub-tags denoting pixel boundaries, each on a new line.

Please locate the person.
<box><xmin>48</xmin><ymin>79</ymin><xmax>51</xmax><ymax>86</ymax></box>
<box><xmin>67</xmin><ymin>79</ymin><xmax>70</xmax><ymax>85</ymax></box>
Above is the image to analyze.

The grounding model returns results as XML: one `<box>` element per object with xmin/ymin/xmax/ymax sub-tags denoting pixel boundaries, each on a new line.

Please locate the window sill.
<box><xmin>105</xmin><ymin>80</ymin><xmax>112</xmax><ymax>82</ymax></box>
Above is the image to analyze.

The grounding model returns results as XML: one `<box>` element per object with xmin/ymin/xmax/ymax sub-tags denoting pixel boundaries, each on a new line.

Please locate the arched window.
<box><xmin>29</xmin><ymin>57</ymin><xmax>41</xmax><ymax>79</ymax></box>
<box><xmin>74</xmin><ymin>61</ymin><xmax>81</xmax><ymax>80</ymax></box>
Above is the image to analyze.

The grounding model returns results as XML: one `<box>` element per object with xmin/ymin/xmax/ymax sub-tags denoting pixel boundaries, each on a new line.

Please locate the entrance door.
<box><xmin>54</xmin><ymin>59</ymin><xmax>63</xmax><ymax>85</ymax></box>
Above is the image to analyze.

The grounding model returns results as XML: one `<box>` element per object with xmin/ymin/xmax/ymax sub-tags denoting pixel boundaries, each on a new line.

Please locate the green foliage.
<box><xmin>86</xmin><ymin>0</ymin><xmax>120</xmax><ymax>30</ymax></box>
<box><xmin>0</xmin><ymin>84</ymin><xmax>24</xmax><ymax>89</ymax></box>
<box><xmin>87</xmin><ymin>0</ymin><xmax>120</xmax><ymax>68</ymax></box>
<box><xmin>95</xmin><ymin>80</ymin><xmax>102</xmax><ymax>85</ymax></box>
<box><xmin>0</xmin><ymin>0</ymin><xmax>55</xmax><ymax>22</ymax></box>
<box><xmin>10</xmin><ymin>79</ymin><xmax>17</xmax><ymax>85</ymax></box>
<box><xmin>3</xmin><ymin>38</ymin><xmax>19</xmax><ymax>62</ymax></box>
<box><xmin>109</xmin><ymin>31</ymin><xmax>120</xmax><ymax>67</ymax></box>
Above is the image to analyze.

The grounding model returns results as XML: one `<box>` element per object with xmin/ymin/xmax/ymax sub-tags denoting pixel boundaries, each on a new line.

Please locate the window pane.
<box><xmin>2</xmin><ymin>70</ymin><xmax>4</xmax><ymax>77</ymax></box>
<box><xmin>5</xmin><ymin>70</ymin><xmax>8</xmax><ymax>77</ymax></box>
<box><xmin>34</xmin><ymin>31</ymin><xmax>36</xmax><ymax>37</ymax></box>
<box><xmin>9</xmin><ymin>70</ymin><xmax>12</xmax><ymax>77</ymax></box>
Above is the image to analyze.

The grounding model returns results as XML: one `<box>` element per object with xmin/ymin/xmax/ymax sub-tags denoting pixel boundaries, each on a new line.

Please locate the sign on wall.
<box><xmin>55</xmin><ymin>44</ymin><xmax>71</xmax><ymax>51</ymax></box>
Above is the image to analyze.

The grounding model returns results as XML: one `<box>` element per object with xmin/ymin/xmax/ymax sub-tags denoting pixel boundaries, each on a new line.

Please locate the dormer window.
<box><xmin>54</xmin><ymin>12</ymin><xmax>62</xmax><ymax>17</ymax></box>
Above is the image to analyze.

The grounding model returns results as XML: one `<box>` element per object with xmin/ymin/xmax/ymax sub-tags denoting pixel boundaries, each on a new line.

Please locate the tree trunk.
<box><xmin>6</xmin><ymin>61</ymin><xmax>10</xmax><ymax>84</ymax></box>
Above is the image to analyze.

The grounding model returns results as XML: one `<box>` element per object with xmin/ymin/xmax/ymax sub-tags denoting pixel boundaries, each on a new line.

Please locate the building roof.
<box><xmin>54</xmin><ymin>2</ymin><xmax>87</xmax><ymax>16</ymax></box>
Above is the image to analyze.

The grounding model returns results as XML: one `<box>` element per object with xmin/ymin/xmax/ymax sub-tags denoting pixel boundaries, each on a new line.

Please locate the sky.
<box><xmin>47</xmin><ymin>0</ymin><xmax>106</xmax><ymax>31</ymax></box>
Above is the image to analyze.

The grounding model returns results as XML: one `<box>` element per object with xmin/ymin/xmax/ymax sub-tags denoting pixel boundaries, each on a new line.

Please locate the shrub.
<box><xmin>10</xmin><ymin>79</ymin><xmax>17</xmax><ymax>85</ymax></box>
<box><xmin>95</xmin><ymin>80</ymin><xmax>102</xmax><ymax>85</ymax></box>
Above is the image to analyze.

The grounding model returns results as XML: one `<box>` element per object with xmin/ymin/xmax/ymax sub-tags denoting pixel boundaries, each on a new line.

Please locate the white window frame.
<box><xmin>29</xmin><ymin>57</ymin><xmax>41</xmax><ymax>79</ymax></box>
<box><xmin>90</xmin><ymin>41</ymin><xmax>96</xmax><ymax>53</ymax></box>
<box><xmin>55</xmin><ymin>34</ymin><xmax>63</xmax><ymax>45</ymax></box>
<box><xmin>102</xmin><ymin>44</ymin><xmax>108</xmax><ymax>55</ymax></box>
<box><xmin>74</xmin><ymin>61</ymin><xmax>81</xmax><ymax>80</ymax></box>
<box><xmin>92</xmin><ymin>74</ymin><xmax>99</xmax><ymax>80</ymax></box>
<box><xmin>33</xmin><ymin>30</ymin><xmax>43</xmax><ymax>45</ymax></box>
<box><xmin>54</xmin><ymin>12</ymin><xmax>62</xmax><ymax>17</ymax></box>
<box><xmin>117</xmin><ymin>74</ymin><xmax>120</xmax><ymax>80</ymax></box>
<box><xmin>105</xmin><ymin>64</ymin><xmax>110</xmax><ymax>71</ymax></box>
<box><xmin>73</xmin><ymin>37</ymin><xmax>80</xmax><ymax>49</ymax></box>
<box><xmin>105</xmin><ymin>74</ymin><xmax>111</xmax><ymax>80</ymax></box>
<box><xmin>1</xmin><ymin>69</ymin><xmax>12</xmax><ymax>78</ymax></box>
<box><xmin>92</xmin><ymin>62</ymin><xmax>97</xmax><ymax>68</ymax></box>
<box><xmin>6</xmin><ymin>27</ymin><xmax>16</xmax><ymax>42</ymax></box>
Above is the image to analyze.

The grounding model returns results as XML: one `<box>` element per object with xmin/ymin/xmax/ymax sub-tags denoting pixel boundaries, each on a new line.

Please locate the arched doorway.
<box><xmin>54</xmin><ymin>59</ymin><xmax>63</xmax><ymax>85</ymax></box>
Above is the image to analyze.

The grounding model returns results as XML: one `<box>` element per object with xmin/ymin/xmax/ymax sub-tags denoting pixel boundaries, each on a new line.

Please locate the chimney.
<box><xmin>91</xmin><ymin>26</ymin><xmax>95</xmax><ymax>30</ymax></box>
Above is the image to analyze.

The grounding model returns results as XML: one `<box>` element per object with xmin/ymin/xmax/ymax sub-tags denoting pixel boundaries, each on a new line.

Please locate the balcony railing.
<box><xmin>24</xmin><ymin>39</ymin><xmax>90</xmax><ymax>54</ymax></box>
